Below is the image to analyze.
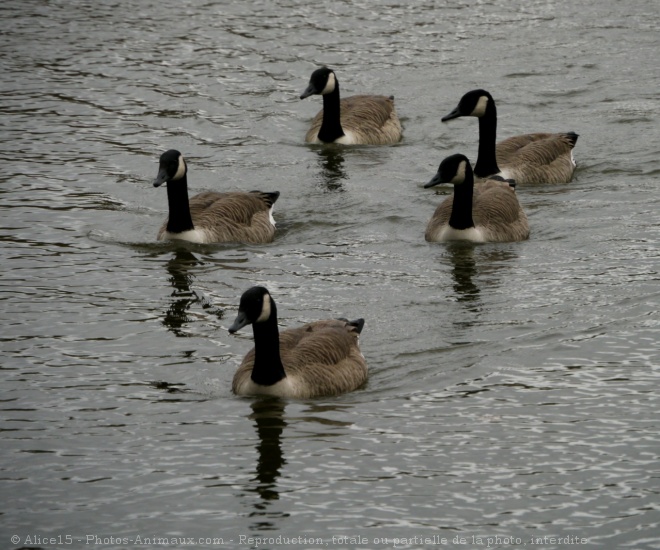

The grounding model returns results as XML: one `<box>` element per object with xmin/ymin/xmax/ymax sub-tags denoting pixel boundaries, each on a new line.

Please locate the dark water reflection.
<box><xmin>446</xmin><ymin>244</ymin><xmax>480</xmax><ymax>305</ymax></box>
<box><xmin>315</xmin><ymin>147</ymin><xmax>348</xmax><ymax>190</ymax></box>
<box><xmin>247</xmin><ymin>399</ymin><xmax>288</xmax><ymax>530</ymax></box>
<box><xmin>1</xmin><ymin>0</ymin><xmax>659</xmax><ymax>548</ymax></box>
<box><xmin>163</xmin><ymin>250</ymin><xmax>204</xmax><ymax>334</ymax></box>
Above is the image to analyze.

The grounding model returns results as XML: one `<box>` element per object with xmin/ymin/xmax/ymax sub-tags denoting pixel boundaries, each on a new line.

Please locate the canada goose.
<box><xmin>153</xmin><ymin>149</ymin><xmax>279</xmax><ymax>244</ymax></box>
<box><xmin>424</xmin><ymin>153</ymin><xmax>530</xmax><ymax>243</ymax></box>
<box><xmin>300</xmin><ymin>67</ymin><xmax>402</xmax><ymax>145</ymax></box>
<box><xmin>228</xmin><ymin>286</ymin><xmax>368</xmax><ymax>399</ymax></box>
<box><xmin>442</xmin><ymin>89</ymin><xmax>578</xmax><ymax>184</ymax></box>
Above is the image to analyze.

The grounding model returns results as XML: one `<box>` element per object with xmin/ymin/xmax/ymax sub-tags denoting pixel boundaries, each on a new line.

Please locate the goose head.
<box><xmin>424</xmin><ymin>154</ymin><xmax>471</xmax><ymax>188</ymax></box>
<box><xmin>442</xmin><ymin>89</ymin><xmax>493</xmax><ymax>121</ymax></box>
<box><xmin>229</xmin><ymin>286</ymin><xmax>275</xmax><ymax>334</ymax></box>
<box><xmin>153</xmin><ymin>149</ymin><xmax>187</xmax><ymax>187</ymax></box>
<box><xmin>300</xmin><ymin>67</ymin><xmax>337</xmax><ymax>99</ymax></box>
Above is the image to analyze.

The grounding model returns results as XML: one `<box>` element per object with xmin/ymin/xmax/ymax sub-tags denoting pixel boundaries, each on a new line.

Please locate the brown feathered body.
<box><xmin>306</xmin><ymin>95</ymin><xmax>402</xmax><ymax>145</ymax></box>
<box><xmin>158</xmin><ymin>191</ymin><xmax>277</xmax><ymax>244</ymax></box>
<box><xmin>442</xmin><ymin>89</ymin><xmax>577</xmax><ymax>184</ymax></box>
<box><xmin>424</xmin><ymin>154</ymin><xmax>530</xmax><ymax>243</ymax></box>
<box><xmin>232</xmin><ymin>319</ymin><xmax>367</xmax><ymax>399</ymax></box>
<box><xmin>495</xmin><ymin>132</ymin><xmax>578</xmax><ymax>184</ymax></box>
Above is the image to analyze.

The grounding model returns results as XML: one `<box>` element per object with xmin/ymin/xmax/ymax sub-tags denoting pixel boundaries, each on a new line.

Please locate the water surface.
<box><xmin>1</xmin><ymin>0</ymin><xmax>659</xmax><ymax>548</ymax></box>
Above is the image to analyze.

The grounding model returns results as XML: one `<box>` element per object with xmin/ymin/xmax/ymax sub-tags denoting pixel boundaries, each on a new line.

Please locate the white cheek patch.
<box><xmin>452</xmin><ymin>160</ymin><xmax>467</xmax><ymax>184</ymax></box>
<box><xmin>471</xmin><ymin>95</ymin><xmax>489</xmax><ymax>117</ymax></box>
<box><xmin>256</xmin><ymin>293</ymin><xmax>271</xmax><ymax>323</ymax></box>
<box><xmin>321</xmin><ymin>72</ymin><xmax>336</xmax><ymax>95</ymax></box>
<box><xmin>173</xmin><ymin>155</ymin><xmax>186</xmax><ymax>180</ymax></box>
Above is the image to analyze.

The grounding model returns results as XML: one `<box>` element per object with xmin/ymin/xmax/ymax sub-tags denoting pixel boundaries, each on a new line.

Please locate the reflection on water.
<box><xmin>247</xmin><ymin>398</ymin><xmax>288</xmax><ymax>531</ymax></box>
<box><xmin>446</xmin><ymin>244</ymin><xmax>480</xmax><ymax>306</ymax></box>
<box><xmin>315</xmin><ymin>147</ymin><xmax>347</xmax><ymax>190</ymax></box>
<box><xmin>243</xmin><ymin>400</ymin><xmax>357</xmax><ymax>533</ymax></box>
<box><xmin>161</xmin><ymin>249</ymin><xmax>225</xmax><ymax>336</ymax></box>
<box><xmin>444</xmin><ymin>245</ymin><xmax>521</xmax><ymax>306</ymax></box>
<box><xmin>162</xmin><ymin>250</ymin><xmax>204</xmax><ymax>335</ymax></box>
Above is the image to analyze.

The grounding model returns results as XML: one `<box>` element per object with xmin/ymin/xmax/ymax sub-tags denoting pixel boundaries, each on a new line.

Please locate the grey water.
<box><xmin>1</xmin><ymin>0</ymin><xmax>659</xmax><ymax>549</ymax></box>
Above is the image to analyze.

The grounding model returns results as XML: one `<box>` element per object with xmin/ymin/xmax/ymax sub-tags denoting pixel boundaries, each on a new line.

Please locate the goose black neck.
<box><xmin>474</xmin><ymin>101</ymin><xmax>501</xmax><ymax>178</ymax></box>
<box><xmin>318</xmin><ymin>83</ymin><xmax>346</xmax><ymax>143</ymax></box>
<box><xmin>449</xmin><ymin>173</ymin><xmax>476</xmax><ymax>230</ymax></box>
<box><xmin>251</xmin><ymin>306</ymin><xmax>287</xmax><ymax>386</ymax></box>
<box><xmin>165</xmin><ymin>174</ymin><xmax>195</xmax><ymax>233</ymax></box>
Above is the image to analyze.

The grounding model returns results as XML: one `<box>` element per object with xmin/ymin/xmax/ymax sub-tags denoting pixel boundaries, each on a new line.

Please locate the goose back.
<box><xmin>442</xmin><ymin>89</ymin><xmax>578</xmax><ymax>184</ymax></box>
<box><xmin>229</xmin><ymin>286</ymin><xmax>367</xmax><ymax>399</ymax></box>
<box><xmin>157</xmin><ymin>190</ymin><xmax>278</xmax><ymax>244</ymax></box>
<box><xmin>232</xmin><ymin>318</ymin><xmax>367</xmax><ymax>399</ymax></box>
<box><xmin>305</xmin><ymin>94</ymin><xmax>402</xmax><ymax>146</ymax></box>
<box><xmin>495</xmin><ymin>132</ymin><xmax>578</xmax><ymax>184</ymax></box>
<box><xmin>424</xmin><ymin>155</ymin><xmax>530</xmax><ymax>243</ymax></box>
<box><xmin>153</xmin><ymin>149</ymin><xmax>279</xmax><ymax>244</ymax></box>
<box><xmin>301</xmin><ymin>67</ymin><xmax>402</xmax><ymax>145</ymax></box>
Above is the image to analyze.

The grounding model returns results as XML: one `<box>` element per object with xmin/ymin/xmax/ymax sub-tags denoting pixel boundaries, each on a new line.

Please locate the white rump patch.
<box><xmin>256</xmin><ymin>293</ymin><xmax>272</xmax><ymax>323</ymax></box>
<box><xmin>321</xmin><ymin>72</ymin><xmax>336</xmax><ymax>95</ymax></box>
<box><xmin>269</xmin><ymin>206</ymin><xmax>276</xmax><ymax>227</ymax></box>
<box><xmin>471</xmin><ymin>95</ymin><xmax>489</xmax><ymax>117</ymax></box>
<box><xmin>173</xmin><ymin>154</ymin><xmax>186</xmax><ymax>180</ymax></box>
